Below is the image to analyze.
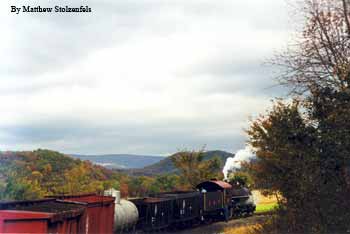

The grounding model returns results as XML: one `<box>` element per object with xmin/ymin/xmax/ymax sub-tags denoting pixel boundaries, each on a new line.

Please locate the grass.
<box><xmin>252</xmin><ymin>190</ymin><xmax>279</xmax><ymax>214</ymax></box>
<box><xmin>255</xmin><ymin>202</ymin><xmax>278</xmax><ymax>214</ymax></box>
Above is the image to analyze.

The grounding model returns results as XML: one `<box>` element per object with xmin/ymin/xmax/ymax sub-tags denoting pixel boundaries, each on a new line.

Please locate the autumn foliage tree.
<box><xmin>127</xmin><ymin>174</ymin><xmax>181</xmax><ymax>197</ymax></box>
<box><xmin>227</xmin><ymin>171</ymin><xmax>254</xmax><ymax>188</ymax></box>
<box><xmin>171</xmin><ymin>149</ymin><xmax>222</xmax><ymax>189</ymax></box>
<box><xmin>247</xmin><ymin>0</ymin><xmax>350</xmax><ymax>233</ymax></box>
<box><xmin>276</xmin><ymin>0</ymin><xmax>350</xmax><ymax>93</ymax></box>
<box><xmin>1</xmin><ymin>149</ymin><xmax>120</xmax><ymax>200</ymax></box>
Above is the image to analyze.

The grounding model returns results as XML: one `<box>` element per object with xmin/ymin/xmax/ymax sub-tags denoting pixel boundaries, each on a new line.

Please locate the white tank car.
<box><xmin>104</xmin><ymin>189</ymin><xmax>139</xmax><ymax>232</ymax></box>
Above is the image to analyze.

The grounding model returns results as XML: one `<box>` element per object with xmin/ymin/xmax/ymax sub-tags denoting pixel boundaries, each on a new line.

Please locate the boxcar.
<box><xmin>0</xmin><ymin>199</ymin><xmax>86</xmax><ymax>234</ymax></box>
<box><xmin>130</xmin><ymin>197</ymin><xmax>173</xmax><ymax>231</ymax></box>
<box><xmin>47</xmin><ymin>194</ymin><xmax>115</xmax><ymax>234</ymax></box>
<box><xmin>150</xmin><ymin>191</ymin><xmax>202</xmax><ymax>224</ymax></box>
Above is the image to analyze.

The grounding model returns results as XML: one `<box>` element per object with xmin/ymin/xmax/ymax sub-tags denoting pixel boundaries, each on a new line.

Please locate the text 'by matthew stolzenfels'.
<box><xmin>11</xmin><ymin>5</ymin><xmax>92</xmax><ymax>14</ymax></box>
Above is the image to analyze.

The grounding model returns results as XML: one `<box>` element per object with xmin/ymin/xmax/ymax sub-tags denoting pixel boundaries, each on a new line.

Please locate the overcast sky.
<box><xmin>0</xmin><ymin>0</ymin><xmax>291</xmax><ymax>155</ymax></box>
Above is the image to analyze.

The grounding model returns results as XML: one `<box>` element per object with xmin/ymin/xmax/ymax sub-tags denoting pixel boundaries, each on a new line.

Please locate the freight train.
<box><xmin>128</xmin><ymin>179</ymin><xmax>256</xmax><ymax>232</ymax></box>
<box><xmin>0</xmin><ymin>179</ymin><xmax>255</xmax><ymax>233</ymax></box>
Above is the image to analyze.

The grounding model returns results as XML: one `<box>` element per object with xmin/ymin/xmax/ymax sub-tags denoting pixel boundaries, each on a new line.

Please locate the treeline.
<box><xmin>122</xmin><ymin>150</ymin><xmax>232</xmax><ymax>197</ymax></box>
<box><xmin>0</xmin><ymin>149</ymin><xmax>224</xmax><ymax>200</ymax></box>
<box><xmin>0</xmin><ymin>149</ymin><xmax>120</xmax><ymax>200</ymax></box>
<box><xmin>123</xmin><ymin>174</ymin><xmax>184</xmax><ymax>197</ymax></box>
<box><xmin>0</xmin><ymin>149</ymin><xmax>181</xmax><ymax>200</ymax></box>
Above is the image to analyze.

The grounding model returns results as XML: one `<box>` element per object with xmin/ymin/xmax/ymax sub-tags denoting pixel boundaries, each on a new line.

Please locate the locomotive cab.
<box><xmin>196</xmin><ymin>179</ymin><xmax>232</xmax><ymax>221</ymax></box>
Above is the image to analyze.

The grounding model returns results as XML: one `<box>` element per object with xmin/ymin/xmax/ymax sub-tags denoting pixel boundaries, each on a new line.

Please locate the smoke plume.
<box><xmin>223</xmin><ymin>146</ymin><xmax>255</xmax><ymax>179</ymax></box>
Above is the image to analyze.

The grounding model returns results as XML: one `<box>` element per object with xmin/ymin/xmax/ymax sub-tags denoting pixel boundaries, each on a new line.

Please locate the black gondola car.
<box><xmin>150</xmin><ymin>191</ymin><xmax>202</xmax><ymax>224</ymax></box>
<box><xmin>129</xmin><ymin>197</ymin><xmax>173</xmax><ymax>231</ymax></box>
<box><xmin>129</xmin><ymin>180</ymin><xmax>256</xmax><ymax>232</ymax></box>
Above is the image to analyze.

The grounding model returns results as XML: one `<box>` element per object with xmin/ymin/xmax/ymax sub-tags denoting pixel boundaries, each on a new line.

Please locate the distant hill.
<box><xmin>123</xmin><ymin>150</ymin><xmax>234</xmax><ymax>176</ymax></box>
<box><xmin>70</xmin><ymin>154</ymin><xmax>165</xmax><ymax>169</ymax></box>
<box><xmin>0</xmin><ymin>149</ymin><xmax>119</xmax><ymax>200</ymax></box>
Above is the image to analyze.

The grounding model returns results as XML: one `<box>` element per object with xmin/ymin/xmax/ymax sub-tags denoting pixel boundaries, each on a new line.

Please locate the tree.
<box><xmin>228</xmin><ymin>171</ymin><xmax>254</xmax><ymax>188</ymax></box>
<box><xmin>1</xmin><ymin>149</ymin><xmax>122</xmax><ymax>200</ymax></box>
<box><xmin>127</xmin><ymin>176</ymin><xmax>154</xmax><ymax>197</ymax></box>
<box><xmin>247</xmin><ymin>101</ymin><xmax>324</xmax><ymax>233</ymax></box>
<box><xmin>248</xmin><ymin>1</ymin><xmax>350</xmax><ymax>233</ymax></box>
<box><xmin>153</xmin><ymin>174</ymin><xmax>180</xmax><ymax>192</ymax></box>
<box><xmin>172</xmin><ymin>149</ymin><xmax>222</xmax><ymax>189</ymax></box>
<box><xmin>275</xmin><ymin>0</ymin><xmax>350</xmax><ymax>94</ymax></box>
<box><xmin>119</xmin><ymin>180</ymin><xmax>129</xmax><ymax>198</ymax></box>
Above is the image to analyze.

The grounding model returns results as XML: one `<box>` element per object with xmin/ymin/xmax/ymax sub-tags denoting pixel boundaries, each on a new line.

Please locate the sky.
<box><xmin>0</xmin><ymin>0</ymin><xmax>291</xmax><ymax>155</ymax></box>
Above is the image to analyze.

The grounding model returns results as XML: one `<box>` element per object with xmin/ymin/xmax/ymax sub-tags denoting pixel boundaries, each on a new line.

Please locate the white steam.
<box><xmin>223</xmin><ymin>146</ymin><xmax>255</xmax><ymax>179</ymax></box>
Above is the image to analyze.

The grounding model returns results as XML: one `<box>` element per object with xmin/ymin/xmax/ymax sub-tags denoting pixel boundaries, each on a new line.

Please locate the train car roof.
<box><xmin>150</xmin><ymin>191</ymin><xmax>200</xmax><ymax>199</ymax></box>
<box><xmin>196</xmin><ymin>180</ymin><xmax>232</xmax><ymax>191</ymax></box>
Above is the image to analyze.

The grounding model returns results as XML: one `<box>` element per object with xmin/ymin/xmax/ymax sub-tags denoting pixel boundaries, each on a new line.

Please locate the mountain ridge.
<box><xmin>120</xmin><ymin>150</ymin><xmax>234</xmax><ymax>176</ymax></box>
<box><xmin>70</xmin><ymin>154</ymin><xmax>165</xmax><ymax>169</ymax></box>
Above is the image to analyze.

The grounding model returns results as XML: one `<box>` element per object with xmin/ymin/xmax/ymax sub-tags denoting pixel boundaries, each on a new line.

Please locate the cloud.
<box><xmin>0</xmin><ymin>0</ymin><xmax>290</xmax><ymax>154</ymax></box>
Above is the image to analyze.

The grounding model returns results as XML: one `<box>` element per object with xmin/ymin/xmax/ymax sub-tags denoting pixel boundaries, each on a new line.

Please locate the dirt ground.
<box><xmin>172</xmin><ymin>215</ymin><xmax>268</xmax><ymax>234</ymax></box>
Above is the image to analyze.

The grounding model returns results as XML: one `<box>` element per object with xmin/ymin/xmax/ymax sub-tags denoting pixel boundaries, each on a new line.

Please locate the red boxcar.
<box><xmin>0</xmin><ymin>199</ymin><xmax>87</xmax><ymax>233</ymax></box>
<box><xmin>49</xmin><ymin>194</ymin><xmax>115</xmax><ymax>234</ymax></box>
